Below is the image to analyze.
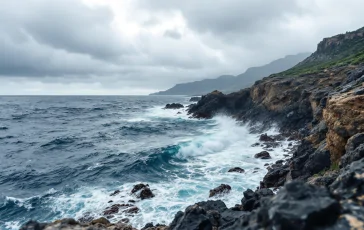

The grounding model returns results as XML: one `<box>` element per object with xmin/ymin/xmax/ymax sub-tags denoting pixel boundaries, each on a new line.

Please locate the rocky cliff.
<box><xmin>20</xmin><ymin>27</ymin><xmax>364</xmax><ymax>230</ymax></box>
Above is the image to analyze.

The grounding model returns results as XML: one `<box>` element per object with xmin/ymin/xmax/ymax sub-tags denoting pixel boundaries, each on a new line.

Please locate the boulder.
<box><xmin>164</xmin><ymin>103</ymin><xmax>184</xmax><ymax>109</ymax></box>
<box><xmin>169</xmin><ymin>200</ymin><xmax>245</xmax><ymax>230</ymax></box>
<box><xmin>261</xmin><ymin>164</ymin><xmax>289</xmax><ymax>188</ymax></box>
<box><xmin>259</xmin><ymin>133</ymin><xmax>275</xmax><ymax>142</ymax></box>
<box><xmin>254</xmin><ymin>151</ymin><xmax>271</xmax><ymax>159</ymax></box>
<box><xmin>209</xmin><ymin>184</ymin><xmax>231</xmax><ymax>197</ymax></box>
<box><xmin>228</xmin><ymin>167</ymin><xmax>245</xmax><ymax>173</ymax></box>
<box><xmin>241</xmin><ymin>188</ymin><xmax>274</xmax><ymax>211</ymax></box>
<box><xmin>131</xmin><ymin>183</ymin><xmax>155</xmax><ymax>200</ymax></box>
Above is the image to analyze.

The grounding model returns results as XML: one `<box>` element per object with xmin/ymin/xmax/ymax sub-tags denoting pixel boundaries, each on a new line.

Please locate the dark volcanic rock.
<box><xmin>254</xmin><ymin>151</ymin><xmax>271</xmax><ymax>159</ymax></box>
<box><xmin>164</xmin><ymin>103</ymin><xmax>184</xmax><ymax>109</ymax></box>
<box><xmin>20</xmin><ymin>221</ymin><xmax>48</xmax><ymax>230</ymax></box>
<box><xmin>228</xmin><ymin>167</ymin><xmax>245</xmax><ymax>173</ymax></box>
<box><xmin>209</xmin><ymin>184</ymin><xmax>232</xmax><ymax>197</ymax></box>
<box><xmin>189</xmin><ymin>97</ymin><xmax>200</xmax><ymax>102</ymax></box>
<box><xmin>131</xmin><ymin>184</ymin><xmax>155</xmax><ymax>200</ymax></box>
<box><xmin>169</xmin><ymin>200</ymin><xmax>245</xmax><ymax>230</ymax></box>
<box><xmin>226</xmin><ymin>181</ymin><xmax>341</xmax><ymax>230</ymax></box>
<box><xmin>341</xmin><ymin>133</ymin><xmax>364</xmax><ymax>167</ymax></box>
<box><xmin>303</xmin><ymin>142</ymin><xmax>331</xmax><ymax>175</ymax></box>
<box><xmin>261</xmin><ymin>164</ymin><xmax>289</xmax><ymax>188</ymax></box>
<box><xmin>110</xmin><ymin>190</ymin><xmax>120</xmax><ymax>196</ymax></box>
<box><xmin>241</xmin><ymin>188</ymin><xmax>274</xmax><ymax>211</ymax></box>
<box><xmin>259</xmin><ymin>133</ymin><xmax>274</xmax><ymax>142</ymax></box>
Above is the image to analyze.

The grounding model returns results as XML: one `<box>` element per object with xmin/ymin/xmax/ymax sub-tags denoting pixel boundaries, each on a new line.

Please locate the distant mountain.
<box><xmin>151</xmin><ymin>53</ymin><xmax>311</xmax><ymax>96</ymax></box>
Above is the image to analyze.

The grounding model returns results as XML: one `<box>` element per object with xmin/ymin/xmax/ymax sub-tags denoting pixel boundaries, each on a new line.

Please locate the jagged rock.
<box><xmin>303</xmin><ymin>142</ymin><xmax>331</xmax><ymax>175</ymax></box>
<box><xmin>259</xmin><ymin>133</ymin><xmax>274</xmax><ymax>142</ymax></box>
<box><xmin>189</xmin><ymin>97</ymin><xmax>200</xmax><ymax>102</ymax></box>
<box><xmin>261</xmin><ymin>164</ymin><xmax>289</xmax><ymax>188</ymax></box>
<box><xmin>91</xmin><ymin>217</ymin><xmax>110</xmax><ymax>225</ymax></box>
<box><xmin>226</xmin><ymin>181</ymin><xmax>341</xmax><ymax>230</ymax></box>
<box><xmin>78</xmin><ymin>212</ymin><xmax>94</xmax><ymax>224</ymax></box>
<box><xmin>307</xmin><ymin>171</ymin><xmax>339</xmax><ymax>187</ymax></box>
<box><xmin>131</xmin><ymin>183</ymin><xmax>155</xmax><ymax>200</ymax></box>
<box><xmin>209</xmin><ymin>184</ymin><xmax>232</xmax><ymax>197</ymax></box>
<box><xmin>254</xmin><ymin>151</ymin><xmax>271</xmax><ymax>159</ymax></box>
<box><xmin>124</xmin><ymin>206</ymin><xmax>140</xmax><ymax>214</ymax></box>
<box><xmin>164</xmin><ymin>103</ymin><xmax>184</xmax><ymax>109</ymax></box>
<box><xmin>169</xmin><ymin>200</ymin><xmax>245</xmax><ymax>230</ymax></box>
<box><xmin>241</xmin><ymin>188</ymin><xmax>274</xmax><ymax>211</ymax></box>
<box><xmin>110</xmin><ymin>190</ymin><xmax>120</xmax><ymax>196</ymax></box>
<box><xmin>228</xmin><ymin>167</ymin><xmax>245</xmax><ymax>173</ymax></box>
<box><xmin>341</xmin><ymin>133</ymin><xmax>364</xmax><ymax>167</ymax></box>
<box><xmin>251</xmin><ymin>143</ymin><xmax>260</xmax><ymax>147</ymax></box>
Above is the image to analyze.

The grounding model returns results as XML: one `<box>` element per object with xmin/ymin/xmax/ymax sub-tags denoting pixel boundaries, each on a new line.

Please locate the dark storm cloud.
<box><xmin>137</xmin><ymin>0</ymin><xmax>303</xmax><ymax>36</ymax></box>
<box><xmin>0</xmin><ymin>0</ymin><xmax>364</xmax><ymax>94</ymax></box>
<box><xmin>0</xmin><ymin>0</ymin><xmax>132</xmax><ymax>77</ymax></box>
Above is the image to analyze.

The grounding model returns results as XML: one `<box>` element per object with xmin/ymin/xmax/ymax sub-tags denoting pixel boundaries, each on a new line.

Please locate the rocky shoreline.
<box><xmin>20</xmin><ymin>28</ymin><xmax>364</xmax><ymax>229</ymax></box>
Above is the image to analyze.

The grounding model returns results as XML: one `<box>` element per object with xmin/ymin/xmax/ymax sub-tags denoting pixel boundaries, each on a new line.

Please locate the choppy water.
<box><xmin>0</xmin><ymin>96</ymin><xmax>291</xmax><ymax>229</ymax></box>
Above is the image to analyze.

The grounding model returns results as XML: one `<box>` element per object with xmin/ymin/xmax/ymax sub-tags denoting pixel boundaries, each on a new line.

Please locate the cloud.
<box><xmin>0</xmin><ymin>0</ymin><xmax>364</xmax><ymax>94</ymax></box>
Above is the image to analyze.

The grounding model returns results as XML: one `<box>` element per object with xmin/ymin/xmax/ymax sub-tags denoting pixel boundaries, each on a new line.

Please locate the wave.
<box><xmin>40</xmin><ymin>137</ymin><xmax>77</xmax><ymax>149</ymax></box>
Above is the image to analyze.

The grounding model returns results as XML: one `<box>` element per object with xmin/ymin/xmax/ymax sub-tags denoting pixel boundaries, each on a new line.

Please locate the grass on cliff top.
<box><xmin>276</xmin><ymin>36</ymin><xmax>364</xmax><ymax>77</ymax></box>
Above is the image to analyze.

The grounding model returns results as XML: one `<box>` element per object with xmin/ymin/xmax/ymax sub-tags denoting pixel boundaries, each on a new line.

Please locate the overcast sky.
<box><xmin>0</xmin><ymin>0</ymin><xmax>363</xmax><ymax>95</ymax></box>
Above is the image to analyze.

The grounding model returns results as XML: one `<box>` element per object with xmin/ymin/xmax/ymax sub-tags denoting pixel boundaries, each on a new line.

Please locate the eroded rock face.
<box><xmin>209</xmin><ymin>184</ymin><xmax>232</xmax><ymax>197</ymax></box>
<box><xmin>324</xmin><ymin>92</ymin><xmax>364</xmax><ymax>163</ymax></box>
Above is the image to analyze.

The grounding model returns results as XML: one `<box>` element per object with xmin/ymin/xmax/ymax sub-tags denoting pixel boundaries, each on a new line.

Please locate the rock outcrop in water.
<box><xmin>21</xmin><ymin>27</ymin><xmax>364</xmax><ymax>230</ymax></box>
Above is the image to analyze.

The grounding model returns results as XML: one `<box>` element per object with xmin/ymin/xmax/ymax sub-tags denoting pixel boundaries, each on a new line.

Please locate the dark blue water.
<box><xmin>0</xmin><ymin>96</ymin><xmax>288</xmax><ymax>229</ymax></box>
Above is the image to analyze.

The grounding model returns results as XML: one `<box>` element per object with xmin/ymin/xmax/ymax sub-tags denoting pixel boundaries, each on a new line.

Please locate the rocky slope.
<box><xmin>20</xmin><ymin>27</ymin><xmax>364</xmax><ymax>230</ymax></box>
<box><xmin>151</xmin><ymin>53</ymin><xmax>310</xmax><ymax>96</ymax></box>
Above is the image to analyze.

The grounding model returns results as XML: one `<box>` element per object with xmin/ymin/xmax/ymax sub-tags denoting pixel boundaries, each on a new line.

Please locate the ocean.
<box><xmin>0</xmin><ymin>96</ymin><xmax>291</xmax><ymax>229</ymax></box>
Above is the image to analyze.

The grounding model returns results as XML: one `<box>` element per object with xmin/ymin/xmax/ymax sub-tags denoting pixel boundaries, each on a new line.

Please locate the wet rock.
<box><xmin>259</xmin><ymin>133</ymin><xmax>275</xmax><ymax>142</ymax></box>
<box><xmin>228</xmin><ymin>167</ymin><xmax>245</xmax><ymax>173</ymax></box>
<box><xmin>103</xmin><ymin>204</ymin><xmax>121</xmax><ymax>215</ymax></box>
<box><xmin>251</xmin><ymin>142</ymin><xmax>260</xmax><ymax>147</ymax></box>
<box><xmin>131</xmin><ymin>183</ymin><xmax>155</xmax><ymax>200</ymax></box>
<box><xmin>264</xmin><ymin>163</ymin><xmax>269</xmax><ymax>166</ymax></box>
<box><xmin>128</xmin><ymin>200</ymin><xmax>135</xmax><ymax>203</ymax></box>
<box><xmin>176</xmin><ymin>112</ymin><xmax>182</xmax><ymax>114</ymax></box>
<box><xmin>110</xmin><ymin>190</ymin><xmax>120</xmax><ymax>196</ymax></box>
<box><xmin>189</xmin><ymin>97</ymin><xmax>200</xmax><ymax>102</ymax></box>
<box><xmin>209</xmin><ymin>184</ymin><xmax>232</xmax><ymax>197</ymax></box>
<box><xmin>124</xmin><ymin>206</ymin><xmax>140</xmax><ymax>214</ymax></box>
<box><xmin>261</xmin><ymin>164</ymin><xmax>289</xmax><ymax>188</ymax></box>
<box><xmin>78</xmin><ymin>212</ymin><xmax>94</xmax><ymax>224</ymax></box>
<box><xmin>164</xmin><ymin>103</ymin><xmax>184</xmax><ymax>109</ymax></box>
<box><xmin>241</xmin><ymin>188</ymin><xmax>274</xmax><ymax>211</ymax></box>
<box><xmin>20</xmin><ymin>221</ymin><xmax>48</xmax><ymax>230</ymax></box>
<box><xmin>108</xmin><ymin>200</ymin><xmax>113</xmax><ymax>203</ymax></box>
<box><xmin>91</xmin><ymin>217</ymin><xmax>110</xmax><ymax>225</ymax></box>
<box><xmin>254</xmin><ymin>151</ymin><xmax>271</xmax><ymax>159</ymax></box>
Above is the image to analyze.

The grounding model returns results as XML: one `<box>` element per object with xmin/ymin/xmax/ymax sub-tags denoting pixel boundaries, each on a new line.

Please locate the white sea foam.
<box><xmin>44</xmin><ymin>115</ymin><xmax>293</xmax><ymax>229</ymax></box>
<box><xmin>5</xmin><ymin>110</ymin><xmax>294</xmax><ymax>229</ymax></box>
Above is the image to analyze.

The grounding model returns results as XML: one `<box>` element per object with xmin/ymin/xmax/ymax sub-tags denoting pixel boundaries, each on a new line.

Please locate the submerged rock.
<box><xmin>209</xmin><ymin>184</ymin><xmax>232</xmax><ymax>197</ymax></box>
<box><xmin>164</xmin><ymin>103</ymin><xmax>184</xmax><ymax>109</ymax></box>
<box><xmin>259</xmin><ymin>133</ymin><xmax>275</xmax><ymax>142</ymax></box>
<box><xmin>254</xmin><ymin>151</ymin><xmax>271</xmax><ymax>159</ymax></box>
<box><xmin>228</xmin><ymin>167</ymin><xmax>245</xmax><ymax>173</ymax></box>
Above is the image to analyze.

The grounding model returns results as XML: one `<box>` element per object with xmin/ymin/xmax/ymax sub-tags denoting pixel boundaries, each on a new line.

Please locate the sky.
<box><xmin>0</xmin><ymin>0</ymin><xmax>363</xmax><ymax>95</ymax></box>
